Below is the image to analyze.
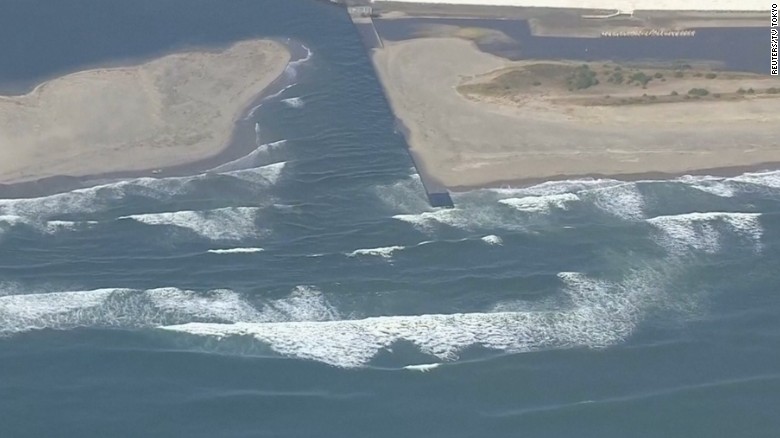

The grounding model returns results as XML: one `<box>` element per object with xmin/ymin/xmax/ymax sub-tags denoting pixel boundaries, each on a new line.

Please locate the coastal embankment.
<box><xmin>0</xmin><ymin>39</ymin><xmax>290</xmax><ymax>184</ymax></box>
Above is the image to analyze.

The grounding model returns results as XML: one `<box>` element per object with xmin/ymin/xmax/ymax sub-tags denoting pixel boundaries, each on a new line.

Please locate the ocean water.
<box><xmin>1</xmin><ymin>1</ymin><xmax>779</xmax><ymax>436</ymax></box>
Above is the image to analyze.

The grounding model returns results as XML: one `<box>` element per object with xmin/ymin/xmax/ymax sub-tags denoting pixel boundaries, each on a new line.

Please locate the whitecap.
<box><xmin>403</xmin><ymin>363</ymin><xmax>441</xmax><ymax>372</ymax></box>
<box><xmin>160</xmin><ymin>271</ymin><xmax>659</xmax><ymax>368</ymax></box>
<box><xmin>0</xmin><ymin>285</ymin><xmax>335</xmax><ymax>336</ymax></box>
<box><xmin>347</xmin><ymin>246</ymin><xmax>405</xmax><ymax>259</ymax></box>
<box><xmin>647</xmin><ymin>212</ymin><xmax>762</xmax><ymax>254</ymax></box>
<box><xmin>207</xmin><ymin>142</ymin><xmax>286</xmax><ymax>173</ymax></box>
<box><xmin>481</xmin><ymin>235</ymin><xmax>503</xmax><ymax>245</ymax></box>
<box><xmin>499</xmin><ymin>193</ymin><xmax>579</xmax><ymax>213</ymax></box>
<box><xmin>281</xmin><ymin>97</ymin><xmax>304</xmax><ymax>108</ymax></box>
<box><xmin>207</xmin><ymin>247</ymin><xmax>264</xmax><ymax>254</ymax></box>
<box><xmin>119</xmin><ymin>206</ymin><xmax>262</xmax><ymax>241</ymax></box>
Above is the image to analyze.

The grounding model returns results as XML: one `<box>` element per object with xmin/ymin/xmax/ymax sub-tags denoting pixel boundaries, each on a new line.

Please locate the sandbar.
<box><xmin>372</xmin><ymin>37</ymin><xmax>780</xmax><ymax>189</ymax></box>
<box><xmin>0</xmin><ymin>39</ymin><xmax>290</xmax><ymax>184</ymax></box>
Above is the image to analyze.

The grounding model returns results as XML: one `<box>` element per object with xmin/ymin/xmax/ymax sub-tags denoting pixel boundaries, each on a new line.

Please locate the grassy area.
<box><xmin>458</xmin><ymin>60</ymin><xmax>779</xmax><ymax>106</ymax></box>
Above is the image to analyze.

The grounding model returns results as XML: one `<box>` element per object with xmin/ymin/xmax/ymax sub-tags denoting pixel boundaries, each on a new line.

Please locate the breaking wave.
<box><xmin>0</xmin><ymin>163</ymin><xmax>284</xmax><ymax>221</ymax></box>
<box><xmin>207</xmin><ymin>142</ymin><xmax>286</xmax><ymax>173</ymax></box>
<box><xmin>481</xmin><ymin>235</ymin><xmax>503</xmax><ymax>245</ymax></box>
<box><xmin>0</xmin><ymin>285</ymin><xmax>334</xmax><ymax>337</ymax></box>
<box><xmin>647</xmin><ymin>212</ymin><xmax>763</xmax><ymax>254</ymax></box>
<box><xmin>499</xmin><ymin>193</ymin><xmax>579</xmax><ymax>213</ymax></box>
<box><xmin>346</xmin><ymin>246</ymin><xmax>405</xmax><ymax>259</ymax></box>
<box><xmin>208</xmin><ymin>247</ymin><xmax>265</xmax><ymax>254</ymax></box>
<box><xmin>160</xmin><ymin>270</ymin><xmax>666</xmax><ymax>368</ymax></box>
<box><xmin>119</xmin><ymin>207</ymin><xmax>263</xmax><ymax>241</ymax></box>
<box><xmin>281</xmin><ymin>97</ymin><xmax>304</xmax><ymax>108</ymax></box>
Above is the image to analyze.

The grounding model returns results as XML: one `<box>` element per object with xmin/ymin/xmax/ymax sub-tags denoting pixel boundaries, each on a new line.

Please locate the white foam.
<box><xmin>677</xmin><ymin>175</ymin><xmax>736</xmax><ymax>198</ymax></box>
<box><xmin>0</xmin><ymin>285</ymin><xmax>335</xmax><ymax>336</ymax></box>
<box><xmin>225</xmin><ymin>161</ymin><xmax>286</xmax><ymax>185</ymax></box>
<box><xmin>145</xmin><ymin>288</ymin><xmax>263</xmax><ymax>322</ymax></box>
<box><xmin>499</xmin><ymin>193</ymin><xmax>579</xmax><ymax>213</ymax></box>
<box><xmin>647</xmin><ymin>212</ymin><xmax>763</xmax><ymax>254</ymax></box>
<box><xmin>263</xmin><ymin>83</ymin><xmax>296</xmax><ymax>101</ymax></box>
<box><xmin>281</xmin><ymin>97</ymin><xmax>304</xmax><ymax>108</ymax></box>
<box><xmin>259</xmin><ymin>286</ymin><xmax>339</xmax><ymax>323</ymax></box>
<box><xmin>207</xmin><ymin>247</ymin><xmax>265</xmax><ymax>254</ymax></box>
<box><xmin>119</xmin><ymin>206</ymin><xmax>262</xmax><ymax>241</ymax></box>
<box><xmin>491</xmin><ymin>179</ymin><xmax>620</xmax><ymax>197</ymax></box>
<box><xmin>284</xmin><ymin>44</ymin><xmax>312</xmax><ymax>80</ymax></box>
<box><xmin>207</xmin><ymin>142</ymin><xmax>286</xmax><ymax>173</ymax></box>
<box><xmin>481</xmin><ymin>235</ymin><xmax>503</xmax><ymax>245</ymax></box>
<box><xmin>0</xmin><ymin>159</ymin><xmax>284</xmax><ymax>220</ymax></box>
<box><xmin>583</xmin><ymin>183</ymin><xmax>645</xmax><ymax>220</ymax></box>
<box><xmin>0</xmin><ymin>289</ymin><xmax>119</xmax><ymax>335</ymax></box>
<box><xmin>403</xmin><ymin>363</ymin><xmax>441</xmax><ymax>372</ymax></box>
<box><xmin>347</xmin><ymin>245</ymin><xmax>405</xmax><ymax>259</ymax></box>
<box><xmin>160</xmin><ymin>271</ymin><xmax>657</xmax><ymax>368</ymax></box>
<box><xmin>730</xmin><ymin>170</ymin><xmax>780</xmax><ymax>190</ymax></box>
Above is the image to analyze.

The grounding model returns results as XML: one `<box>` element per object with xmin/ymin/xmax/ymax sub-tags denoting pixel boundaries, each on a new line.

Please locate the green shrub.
<box><xmin>654</xmin><ymin>72</ymin><xmax>663</xmax><ymax>79</ymax></box>
<box><xmin>671</xmin><ymin>90</ymin><xmax>679</xmax><ymax>96</ymax></box>
<box><xmin>705</xmin><ymin>73</ymin><xmax>717</xmax><ymax>79</ymax></box>
<box><xmin>767</xmin><ymin>87</ymin><xmax>780</xmax><ymax>94</ymax></box>
<box><xmin>674</xmin><ymin>71</ymin><xmax>684</xmax><ymax>78</ymax></box>
<box><xmin>688</xmin><ymin>88</ymin><xmax>709</xmax><ymax>96</ymax></box>
<box><xmin>566</xmin><ymin>65</ymin><xmax>599</xmax><ymax>90</ymax></box>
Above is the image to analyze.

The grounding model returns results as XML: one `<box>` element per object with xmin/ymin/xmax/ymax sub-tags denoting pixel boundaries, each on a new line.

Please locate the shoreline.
<box><xmin>0</xmin><ymin>39</ymin><xmax>309</xmax><ymax>199</ymax></box>
<box><xmin>447</xmin><ymin>161</ymin><xmax>780</xmax><ymax>193</ymax></box>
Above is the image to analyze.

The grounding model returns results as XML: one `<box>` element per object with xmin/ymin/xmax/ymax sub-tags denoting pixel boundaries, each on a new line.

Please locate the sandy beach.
<box><xmin>0</xmin><ymin>39</ymin><xmax>290</xmax><ymax>184</ymax></box>
<box><xmin>372</xmin><ymin>37</ymin><xmax>780</xmax><ymax>189</ymax></box>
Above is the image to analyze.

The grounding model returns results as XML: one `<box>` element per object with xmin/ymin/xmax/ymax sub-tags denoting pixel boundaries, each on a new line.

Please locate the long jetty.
<box><xmin>347</xmin><ymin>6</ymin><xmax>455</xmax><ymax>208</ymax></box>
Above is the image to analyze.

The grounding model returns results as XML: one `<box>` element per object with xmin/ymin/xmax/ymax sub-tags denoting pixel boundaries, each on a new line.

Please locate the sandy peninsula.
<box><xmin>0</xmin><ymin>39</ymin><xmax>290</xmax><ymax>184</ymax></box>
<box><xmin>372</xmin><ymin>37</ymin><xmax>780</xmax><ymax>189</ymax></box>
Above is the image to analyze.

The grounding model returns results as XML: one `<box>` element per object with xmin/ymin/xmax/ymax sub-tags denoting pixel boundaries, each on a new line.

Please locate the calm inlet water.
<box><xmin>1</xmin><ymin>1</ymin><xmax>778</xmax><ymax>436</ymax></box>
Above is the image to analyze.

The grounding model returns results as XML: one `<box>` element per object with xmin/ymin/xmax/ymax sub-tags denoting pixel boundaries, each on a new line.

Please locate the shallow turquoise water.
<box><xmin>1</xmin><ymin>1</ymin><xmax>778</xmax><ymax>436</ymax></box>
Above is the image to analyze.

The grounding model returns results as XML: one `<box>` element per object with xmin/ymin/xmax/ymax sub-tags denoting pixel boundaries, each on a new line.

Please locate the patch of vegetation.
<box><xmin>688</xmin><ymin>88</ymin><xmax>710</xmax><ymax>97</ymax></box>
<box><xmin>671</xmin><ymin>90</ymin><xmax>678</xmax><ymax>96</ymax></box>
<box><xmin>737</xmin><ymin>88</ymin><xmax>746</xmax><ymax>94</ymax></box>
<box><xmin>628</xmin><ymin>72</ymin><xmax>652</xmax><ymax>87</ymax></box>
<box><xmin>705</xmin><ymin>73</ymin><xmax>717</xmax><ymax>79</ymax></box>
<box><xmin>673</xmin><ymin>71</ymin><xmax>684</xmax><ymax>78</ymax></box>
<box><xmin>533</xmin><ymin>81</ymin><xmax>542</xmax><ymax>86</ymax></box>
<box><xmin>767</xmin><ymin>87</ymin><xmax>780</xmax><ymax>94</ymax></box>
<box><xmin>654</xmin><ymin>72</ymin><xmax>664</xmax><ymax>79</ymax></box>
<box><xmin>566</xmin><ymin>64</ymin><xmax>599</xmax><ymax>90</ymax></box>
<box><xmin>748</xmin><ymin>88</ymin><xmax>756</xmax><ymax>94</ymax></box>
<box><xmin>607</xmin><ymin>71</ymin><xmax>624</xmax><ymax>84</ymax></box>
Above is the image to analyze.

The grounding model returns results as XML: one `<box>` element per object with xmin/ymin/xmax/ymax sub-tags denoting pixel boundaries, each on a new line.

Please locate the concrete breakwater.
<box><xmin>601</xmin><ymin>29</ymin><xmax>696</xmax><ymax>37</ymax></box>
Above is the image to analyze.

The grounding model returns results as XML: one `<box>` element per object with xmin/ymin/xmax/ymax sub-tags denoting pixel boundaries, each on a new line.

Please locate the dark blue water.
<box><xmin>1</xmin><ymin>1</ymin><xmax>779</xmax><ymax>436</ymax></box>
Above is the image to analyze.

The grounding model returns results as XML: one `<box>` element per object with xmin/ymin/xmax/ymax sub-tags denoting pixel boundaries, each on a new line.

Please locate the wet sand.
<box><xmin>371</xmin><ymin>37</ymin><xmax>780</xmax><ymax>190</ymax></box>
<box><xmin>0</xmin><ymin>39</ymin><xmax>290</xmax><ymax>185</ymax></box>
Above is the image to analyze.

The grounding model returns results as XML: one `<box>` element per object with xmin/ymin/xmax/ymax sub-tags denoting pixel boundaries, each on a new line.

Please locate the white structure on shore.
<box><xmin>371</xmin><ymin>0</ymin><xmax>768</xmax><ymax>12</ymax></box>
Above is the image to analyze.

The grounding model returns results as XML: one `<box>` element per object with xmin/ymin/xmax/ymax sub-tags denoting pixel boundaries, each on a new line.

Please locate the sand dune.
<box><xmin>0</xmin><ymin>39</ymin><xmax>289</xmax><ymax>184</ymax></box>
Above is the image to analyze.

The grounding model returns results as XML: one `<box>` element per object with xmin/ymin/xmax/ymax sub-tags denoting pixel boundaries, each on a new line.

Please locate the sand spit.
<box><xmin>372</xmin><ymin>37</ymin><xmax>780</xmax><ymax>189</ymax></box>
<box><xmin>0</xmin><ymin>39</ymin><xmax>290</xmax><ymax>184</ymax></box>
